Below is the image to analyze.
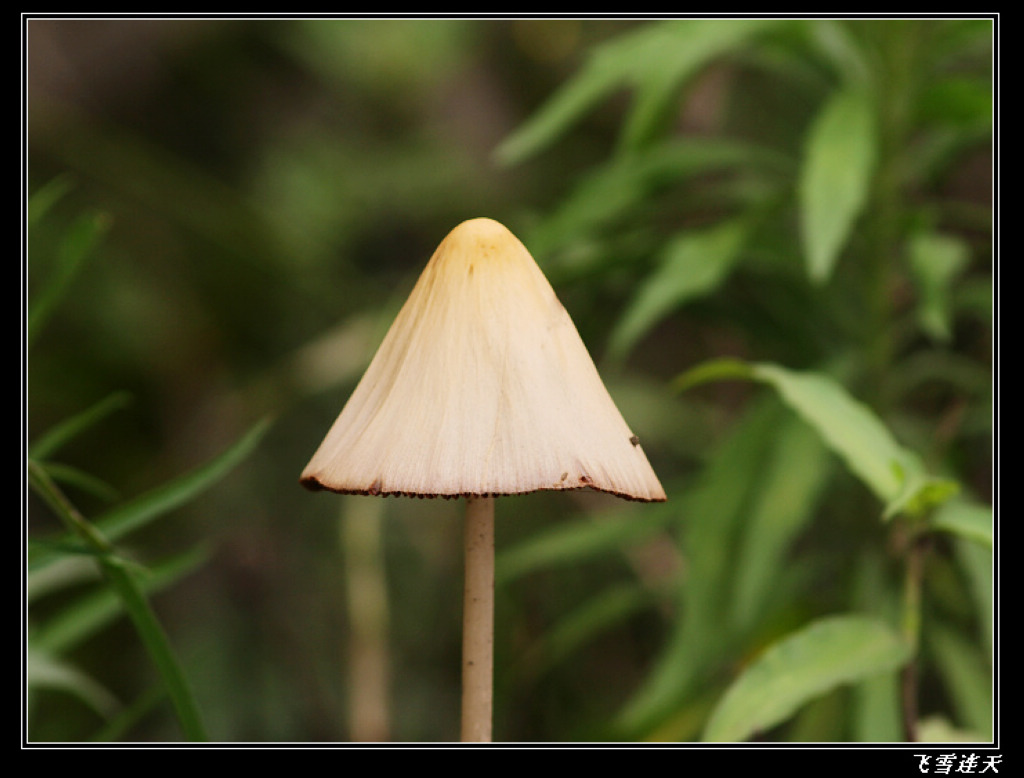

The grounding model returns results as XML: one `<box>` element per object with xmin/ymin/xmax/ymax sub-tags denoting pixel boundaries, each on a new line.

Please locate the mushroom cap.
<box><xmin>301</xmin><ymin>217</ymin><xmax>666</xmax><ymax>502</ymax></box>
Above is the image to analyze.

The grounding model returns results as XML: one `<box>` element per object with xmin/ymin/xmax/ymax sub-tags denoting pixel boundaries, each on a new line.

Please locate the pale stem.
<box><xmin>341</xmin><ymin>497</ymin><xmax>390</xmax><ymax>742</ymax></box>
<box><xmin>461</xmin><ymin>495</ymin><xmax>495</xmax><ymax>742</ymax></box>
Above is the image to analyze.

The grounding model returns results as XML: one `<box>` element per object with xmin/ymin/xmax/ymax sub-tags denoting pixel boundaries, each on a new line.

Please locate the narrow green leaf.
<box><xmin>496</xmin><ymin>501</ymin><xmax>674</xmax><ymax>585</ymax></box>
<box><xmin>702</xmin><ymin>615</ymin><xmax>911</xmax><ymax>742</ymax></box>
<box><xmin>955</xmin><ymin>538</ymin><xmax>993</xmax><ymax>657</ymax></box>
<box><xmin>27</xmin><ymin>462</ymin><xmax>208</xmax><ymax>741</ymax></box>
<box><xmin>673</xmin><ymin>357</ymin><xmax>754</xmax><ymax>392</ymax></box>
<box><xmin>96</xmin><ymin>418</ymin><xmax>271</xmax><ymax>541</ymax></box>
<box><xmin>616</xmin><ymin>19</ymin><xmax>773</xmax><ymax>152</ymax></box>
<box><xmin>30</xmin><ymin>418</ymin><xmax>272</xmax><ymax>570</ymax></box>
<box><xmin>917</xmin><ymin>716</ymin><xmax>989</xmax><ymax>744</ymax></box>
<box><xmin>616</xmin><ymin>399</ymin><xmax>786</xmax><ymax>736</ymax></box>
<box><xmin>798</xmin><ymin>87</ymin><xmax>877</xmax><ymax>283</ymax></box>
<box><xmin>494</xmin><ymin>42</ymin><xmax>626</xmax><ymax>166</ymax></box>
<box><xmin>496</xmin><ymin>20</ymin><xmax>771</xmax><ymax>165</ymax></box>
<box><xmin>31</xmin><ymin>545</ymin><xmax>211</xmax><ymax>655</ymax></box>
<box><xmin>522</xmin><ymin>583</ymin><xmax>654</xmax><ymax>678</ymax></box>
<box><xmin>929</xmin><ymin>624</ymin><xmax>992</xmax><ymax>739</ymax></box>
<box><xmin>786</xmin><ymin>689</ymin><xmax>847</xmax><ymax>741</ymax></box>
<box><xmin>34</xmin><ymin>462</ymin><xmax>120</xmax><ymax>503</ymax></box>
<box><xmin>608</xmin><ymin>218</ymin><xmax>750</xmax><ymax>361</ymax></box>
<box><xmin>27</xmin><ymin>649</ymin><xmax>120</xmax><ymax>717</ymax></box>
<box><xmin>918</xmin><ymin>76</ymin><xmax>993</xmax><ymax>128</ymax></box>
<box><xmin>882</xmin><ymin>472</ymin><xmax>960</xmax><ymax>521</ymax></box>
<box><xmin>27</xmin><ymin>209</ymin><xmax>112</xmax><ymax>347</ymax></box>
<box><xmin>27</xmin><ymin>555</ymin><xmax>99</xmax><ymax>604</ymax></box>
<box><xmin>751</xmin><ymin>363</ymin><xmax>957</xmax><ymax>518</ymax></box>
<box><xmin>27</xmin><ymin>175</ymin><xmax>75</xmax><ymax>226</ymax></box>
<box><xmin>729</xmin><ymin>416</ymin><xmax>831</xmax><ymax>632</ymax></box>
<box><xmin>527</xmin><ymin>139</ymin><xmax>785</xmax><ymax>260</ymax></box>
<box><xmin>930</xmin><ymin>499</ymin><xmax>992</xmax><ymax>548</ymax></box>
<box><xmin>29</xmin><ymin>392</ymin><xmax>133</xmax><ymax>461</ymax></box>
<box><xmin>99</xmin><ymin>557</ymin><xmax>207</xmax><ymax>740</ymax></box>
<box><xmin>909</xmin><ymin>231</ymin><xmax>971</xmax><ymax>342</ymax></box>
<box><xmin>677</xmin><ymin>359</ymin><xmax>958</xmax><ymax>519</ymax></box>
<box><xmin>806</xmin><ymin>20</ymin><xmax>873</xmax><ymax>85</ymax></box>
<box><xmin>88</xmin><ymin>684</ymin><xmax>166</xmax><ymax>743</ymax></box>
<box><xmin>849</xmin><ymin>552</ymin><xmax>904</xmax><ymax>742</ymax></box>
<box><xmin>852</xmin><ymin>672</ymin><xmax>903</xmax><ymax>741</ymax></box>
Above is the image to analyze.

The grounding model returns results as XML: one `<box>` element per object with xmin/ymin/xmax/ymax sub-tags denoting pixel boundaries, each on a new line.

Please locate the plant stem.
<box><xmin>899</xmin><ymin>529</ymin><xmax>929</xmax><ymax>741</ymax></box>
<box><xmin>27</xmin><ymin>460</ymin><xmax>208</xmax><ymax>742</ymax></box>
<box><xmin>341</xmin><ymin>497</ymin><xmax>390</xmax><ymax>741</ymax></box>
<box><xmin>461</xmin><ymin>495</ymin><xmax>495</xmax><ymax>742</ymax></box>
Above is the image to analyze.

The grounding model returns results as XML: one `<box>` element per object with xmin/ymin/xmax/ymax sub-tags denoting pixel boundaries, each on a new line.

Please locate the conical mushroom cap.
<box><xmin>301</xmin><ymin>217</ymin><xmax>666</xmax><ymax>502</ymax></box>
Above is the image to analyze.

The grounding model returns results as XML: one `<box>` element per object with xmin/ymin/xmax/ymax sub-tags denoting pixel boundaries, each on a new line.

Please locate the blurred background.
<box><xmin>25</xmin><ymin>17</ymin><xmax>993</xmax><ymax>744</ymax></box>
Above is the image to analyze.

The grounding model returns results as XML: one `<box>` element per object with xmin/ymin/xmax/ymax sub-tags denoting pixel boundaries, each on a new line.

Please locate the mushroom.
<box><xmin>301</xmin><ymin>217</ymin><xmax>665</xmax><ymax>741</ymax></box>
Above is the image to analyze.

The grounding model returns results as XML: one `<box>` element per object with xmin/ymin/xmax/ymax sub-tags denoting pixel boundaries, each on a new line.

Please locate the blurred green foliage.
<box><xmin>25</xmin><ymin>17</ymin><xmax>992</xmax><ymax>743</ymax></box>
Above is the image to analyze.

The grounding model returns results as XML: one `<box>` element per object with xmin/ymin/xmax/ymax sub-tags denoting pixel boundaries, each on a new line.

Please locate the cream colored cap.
<box><xmin>301</xmin><ymin>217</ymin><xmax>666</xmax><ymax>502</ymax></box>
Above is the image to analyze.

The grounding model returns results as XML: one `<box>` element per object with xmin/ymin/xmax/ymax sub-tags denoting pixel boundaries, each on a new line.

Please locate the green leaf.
<box><xmin>852</xmin><ymin>672</ymin><xmax>903</xmax><ymax>741</ymax></box>
<box><xmin>729</xmin><ymin>416</ymin><xmax>831</xmax><ymax>632</ymax></box>
<box><xmin>30</xmin><ymin>418</ymin><xmax>272</xmax><ymax>570</ymax></box>
<box><xmin>917</xmin><ymin>716</ymin><xmax>989</xmax><ymax>744</ymax></box>
<box><xmin>676</xmin><ymin>359</ymin><xmax>958</xmax><ymax>519</ymax></box>
<box><xmin>929</xmin><ymin>624</ymin><xmax>992</xmax><ymax>739</ymax></box>
<box><xmin>526</xmin><ymin>139</ymin><xmax>786</xmax><ymax>260</ymax></box>
<box><xmin>496</xmin><ymin>20</ymin><xmax>771</xmax><ymax>165</ymax></box>
<box><xmin>616</xmin><ymin>19</ymin><xmax>774</xmax><ymax>153</ymax></box>
<box><xmin>616</xmin><ymin>398</ymin><xmax>786</xmax><ymax>736</ymax></box>
<box><xmin>27</xmin><ymin>555</ymin><xmax>99</xmax><ymax>604</ymax></box>
<box><xmin>522</xmin><ymin>583</ymin><xmax>655</xmax><ymax>679</ymax></box>
<box><xmin>29</xmin><ymin>392</ymin><xmax>133</xmax><ymax>461</ymax></box>
<box><xmin>27</xmin><ymin>649</ymin><xmax>120</xmax><ymax>717</ymax></box>
<box><xmin>494</xmin><ymin>50</ymin><xmax>617</xmax><ymax>167</ymax></box>
<box><xmin>28</xmin><ymin>462</ymin><xmax>209</xmax><ymax>741</ymax></box>
<box><xmin>31</xmin><ymin>544</ymin><xmax>212</xmax><ymax>655</ymax></box>
<box><xmin>909</xmin><ymin>231</ymin><xmax>971</xmax><ymax>342</ymax></box>
<box><xmin>955</xmin><ymin>537</ymin><xmax>993</xmax><ymax>657</ymax></box>
<box><xmin>88</xmin><ymin>684</ymin><xmax>166</xmax><ymax>743</ymax></box>
<box><xmin>496</xmin><ymin>501</ymin><xmax>674</xmax><ymax>585</ymax></box>
<box><xmin>798</xmin><ymin>87</ymin><xmax>877</xmax><ymax>283</ymax></box>
<box><xmin>882</xmin><ymin>468</ymin><xmax>960</xmax><ymax>521</ymax></box>
<box><xmin>702</xmin><ymin>615</ymin><xmax>911</xmax><ymax>742</ymax></box>
<box><xmin>27</xmin><ymin>209</ymin><xmax>112</xmax><ymax>347</ymax></box>
<box><xmin>33</xmin><ymin>462</ymin><xmax>121</xmax><ymax>503</ymax></box>
<box><xmin>27</xmin><ymin>175</ymin><xmax>75</xmax><ymax>226</ymax></box>
<box><xmin>607</xmin><ymin>218</ymin><xmax>750</xmax><ymax>361</ymax></box>
<box><xmin>96</xmin><ymin>418</ymin><xmax>271</xmax><ymax>541</ymax></box>
<box><xmin>849</xmin><ymin>553</ymin><xmax>904</xmax><ymax>741</ymax></box>
<box><xmin>918</xmin><ymin>75</ymin><xmax>993</xmax><ymax>128</ymax></box>
<box><xmin>674</xmin><ymin>357</ymin><xmax>754</xmax><ymax>391</ymax></box>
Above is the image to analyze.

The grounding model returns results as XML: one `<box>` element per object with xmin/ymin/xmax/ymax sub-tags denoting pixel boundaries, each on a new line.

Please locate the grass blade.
<box><xmin>31</xmin><ymin>544</ymin><xmax>211</xmax><ymax>655</ymax></box>
<box><xmin>29</xmin><ymin>417</ymin><xmax>272</xmax><ymax>569</ymax></box>
<box><xmin>29</xmin><ymin>391</ymin><xmax>132</xmax><ymax>461</ymax></box>
<box><xmin>930</xmin><ymin>498</ymin><xmax>992</xmax><ymax>548</ymax></box>
<box><xmin>616</xmin><ymin>398</ymin><xmax>785</xmax><ymax>736</ymax></box>
<box><xmin>496</xmin><ymin>501</ymin><xmax>674</xmax><ymax>585</ymax></box>
<box><xmin>909</xmin><ymin>231</ymin><xmax>971</xmax><ymax>342</ymax></box>
<box><xmin>702</xmin><ymin>615</ymin><xmax>911</xmax><ymax>742</ymax></box>
<box><xmin>608</xmin><ymin>218</ymin><xmax>750</xmax><ymax>362</ymax></box>
<box><xmin>496</xmin><ymin>20</ymin><xmax>771</xmax><ymax>165</ymax></box>
<box><xmin>28</xmin><ymin>209</ymin><xmax>111</xmax><ymax>347</ymax></box>
<box><xmin>27</xmin><ymin>649</ymin><xmax>120</xmax><ymax>718</ymax></box>
<box><xmin>729</xmin><ymin>415</ymin><xmax>831</xmax><ymax>632</ymax></box>
<box><xmin>798</xmin><ymin>87</ymin><xmax>877</xmax><ymax>283</ymax></box>
<box><xmin>676</xmin><ymin>359</ymin><xmax>959</xmax><ymax>519</ymax></box>
<box><xmin>27</xmin><ymin>175</ymin><xmax>74</xmax><ymax>226</ymax></box>
<box><xmin>28</xmin><ymin>462</ymin><xmax>208</xmax><ymax>741</ymax></box>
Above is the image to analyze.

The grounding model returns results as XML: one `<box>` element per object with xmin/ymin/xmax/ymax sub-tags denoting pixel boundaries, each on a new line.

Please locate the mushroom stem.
<box><xmin>461</xmin><ymin>495</ymin><xmax>495</xmax><ymax>742</ymax></box>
